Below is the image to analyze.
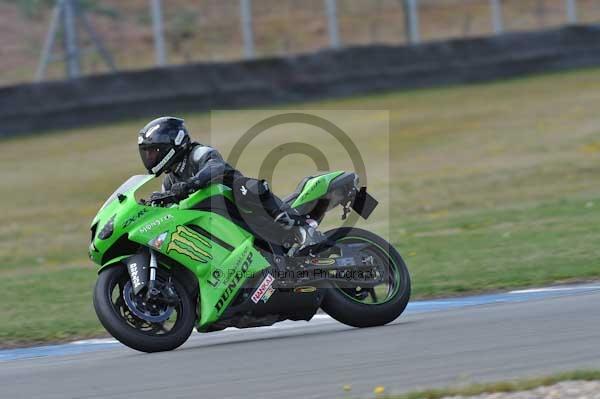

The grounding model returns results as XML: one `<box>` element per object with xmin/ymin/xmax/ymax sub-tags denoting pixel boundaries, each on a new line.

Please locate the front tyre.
<box><xmin>93</xmin><ymin>265</ymin><xmax>195</xmax><ymax>353</ymax></box>
<box><xmin>321</xmin><ymin>228</ymin><xmax>411</xmax><ymax>328</ymax></box>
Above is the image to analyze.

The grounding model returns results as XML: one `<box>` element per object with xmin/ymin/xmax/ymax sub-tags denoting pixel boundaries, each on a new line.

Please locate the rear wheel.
<box><xmin>93</xmin><ymin>265</ymin><xmax>195</xmax><ymax>353</ymax></box>
<box><xmin>320</xmin><ymin>227</ymin><xmax>411</xmax><ymax>327</ymax></box>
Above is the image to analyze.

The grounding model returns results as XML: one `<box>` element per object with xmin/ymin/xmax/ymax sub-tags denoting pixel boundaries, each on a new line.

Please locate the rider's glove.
<box><xmin>171</xmin><ymin>182</ymin><xmax>191</xmax><ymax>200</ymax></box>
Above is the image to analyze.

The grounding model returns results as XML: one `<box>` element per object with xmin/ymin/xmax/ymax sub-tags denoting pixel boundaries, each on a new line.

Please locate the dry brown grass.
<box><xmin>3</xmin><ymin>0</ymin><xmax>600</xmax><ymax>85</ymax></box>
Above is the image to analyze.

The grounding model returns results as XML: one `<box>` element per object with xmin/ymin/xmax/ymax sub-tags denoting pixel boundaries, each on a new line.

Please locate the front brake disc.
<box><xmin>123</xmin><ymin>281</ymin><xmax>174</xmax><ymax>323</ymax></box>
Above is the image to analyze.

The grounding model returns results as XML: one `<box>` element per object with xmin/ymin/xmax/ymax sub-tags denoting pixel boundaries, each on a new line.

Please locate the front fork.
<box><xmin>146</xmin><ymin>249</ymin><xmax>159</xmax><ymax>298</ymax></box>
<box><xmin>145</xmin><ymin>249</ymin><xmax>179</xmax><ymax>305</ymax></box>
<box><xmin>125</xmin><ymin>248</ymin><xmax>178</xmax><ymax>304</ymax></box>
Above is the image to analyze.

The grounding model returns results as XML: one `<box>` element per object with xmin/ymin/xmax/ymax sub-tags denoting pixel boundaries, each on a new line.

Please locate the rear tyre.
<box><xmin>93</xmin><ymin>265</ymin><xmax>195</xmax><ymax>353</ymax></box>
<box><xmin>321</xmin><ymin>227</ymin><xmax>411</xmax><ymax>327</ymax></box>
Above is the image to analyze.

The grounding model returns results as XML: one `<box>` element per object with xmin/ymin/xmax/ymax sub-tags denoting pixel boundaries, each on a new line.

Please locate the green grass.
<box><xmin>379</xmin><ymin>370</ymin><xmax>600</xmax><ymax>399</ymax></box>
<box><xmin>2</xmin><ymin>67</ymin><xmax>600</xmax><ymax>346</ymax></box>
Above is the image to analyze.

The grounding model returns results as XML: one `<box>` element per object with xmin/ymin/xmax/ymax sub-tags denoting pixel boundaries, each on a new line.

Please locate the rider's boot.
<box><xmin>274</xmin><ymin>211</ymin><xmax>321</xmax><ymax>257</ymax></box>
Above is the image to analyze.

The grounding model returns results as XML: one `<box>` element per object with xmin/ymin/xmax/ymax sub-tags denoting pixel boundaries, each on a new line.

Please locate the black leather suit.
<box><xmin>163</xmin><ymin>143</ymin><xmax>290</xmax><ymax>228</ymax></box>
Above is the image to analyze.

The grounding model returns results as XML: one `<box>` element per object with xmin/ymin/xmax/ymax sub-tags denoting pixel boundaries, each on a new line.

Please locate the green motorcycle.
<box><xmin>90</xmin><ymin>171</ymin><xmax>411</xmax><ymax>352</ymax></box>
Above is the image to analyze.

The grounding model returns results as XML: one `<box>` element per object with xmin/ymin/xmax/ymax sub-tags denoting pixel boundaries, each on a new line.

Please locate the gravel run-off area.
<box><xmin>445</xmin><ymin>381</ymin><xmax>600</xmax><ymax>399</ymax></box>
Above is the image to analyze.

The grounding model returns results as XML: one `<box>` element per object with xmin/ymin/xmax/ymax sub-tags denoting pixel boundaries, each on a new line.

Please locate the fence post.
<box><xmin>36</xmin><ymin>0</ymin><xmax>63</xmax><ymax>81</ymax></box>
<box><xmin>76</xmin><ymin>2</ymin><xmax>117</xmax><ymax>72</ymax></box>
<box><xmin>404</xmin><ymin>0</ymin><xmax>420</xmax><ymax>44</ymax></box>
<box><xmin>63</xmin><ymin>0</ymin><xmax>81</xmax><ymax>78</ymax></box>
<box><xmin>325</xmin><ymin>0</ymin><xmax>341</xmax><ymax>48</ymax></box>
<box><xmin>150</xmin><ymin>0</ymin><xmax>166</xmax><ymax>66</ymax></box>
<box><xmin>490</xmin><ymin>0</ymin><xmax>504</xmax><ymax>34</ymax></box>
<box><xmin>566</xmin><ymin>0</ymin><xmax>578</xmax><ymax>24</ymax></box>
<box><xmin>240</xmin><ymin>0</ymin><xmax>255</xmax><ymax>58</ymax></box>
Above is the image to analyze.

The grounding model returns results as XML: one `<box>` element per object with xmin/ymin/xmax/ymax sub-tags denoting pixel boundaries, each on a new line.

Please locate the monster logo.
<box><xmin>167</xmin><ymin>226</ymin><xmax>213</xmax><ymax>263</ymax></box>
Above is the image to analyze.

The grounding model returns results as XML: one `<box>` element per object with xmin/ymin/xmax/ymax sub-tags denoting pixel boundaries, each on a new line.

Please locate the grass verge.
<box><xmin>382</xmin><ymin>370</ymin><xmax>600</xmax><ymax>399</ymax></box>
<box><xmin>2</xmin><ymin>67</ymin><xmax>600</xmax><ymax>345</ymax></box>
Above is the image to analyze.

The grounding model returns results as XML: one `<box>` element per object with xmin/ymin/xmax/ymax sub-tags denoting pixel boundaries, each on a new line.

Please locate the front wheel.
<box><xmin>93</xmin><ymin>265</ymin><xmax>196</xmax><ymax>353</ymax></box>
<box><xmin>320</xmin><ymin>227</ymin><xmax>411</xmax><ymax>327</ymax></box>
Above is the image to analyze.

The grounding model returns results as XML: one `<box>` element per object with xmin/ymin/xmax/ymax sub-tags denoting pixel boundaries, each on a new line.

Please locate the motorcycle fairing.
<box><xmin>90</xmin><ymin>176</ymin><xmax>270</xmax><ymax>327</ymax></box>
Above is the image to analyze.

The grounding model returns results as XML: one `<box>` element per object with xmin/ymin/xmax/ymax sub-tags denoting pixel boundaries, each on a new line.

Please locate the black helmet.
<box><xmin>138</xmin><ymin>116</ymin><xmax>191</xmax><ymax>175</ymax></box>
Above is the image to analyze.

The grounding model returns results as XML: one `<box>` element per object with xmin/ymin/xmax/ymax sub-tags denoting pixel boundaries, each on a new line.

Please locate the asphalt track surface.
<box><xmin>2</xmin><ymin>284</ymin><xmax>600</xmax><ymax>399</ymax></box>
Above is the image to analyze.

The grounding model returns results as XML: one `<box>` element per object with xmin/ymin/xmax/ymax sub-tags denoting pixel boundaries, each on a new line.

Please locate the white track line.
<box><xmin>32</xmin><ymin>284</ymin><xmax>600</xmax><ymax>349</ymax></box>
<box><xmin>510</xmin><ymin>285</ymin><xmax>600</xmax><ymax>294</ymax></box>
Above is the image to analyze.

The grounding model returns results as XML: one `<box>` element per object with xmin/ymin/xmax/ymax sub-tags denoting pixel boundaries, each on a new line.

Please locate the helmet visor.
<box><xmin>139</xmin><ymin>144</ymin><xmax>175</xmax><ymax>174</ymax></box>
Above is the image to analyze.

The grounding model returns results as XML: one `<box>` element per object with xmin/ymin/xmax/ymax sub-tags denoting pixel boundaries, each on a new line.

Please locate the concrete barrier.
<box><xmin>2</xmin><ymin>25</ymin><xmax>600</xmax><ymax>137</ymax></box>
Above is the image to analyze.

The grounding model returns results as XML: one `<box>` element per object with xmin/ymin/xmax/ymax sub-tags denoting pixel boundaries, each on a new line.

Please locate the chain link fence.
<box><xmin>2</xmin><ymin>0</ymin><xmax>600</xmax><ymax>86</ymax></box>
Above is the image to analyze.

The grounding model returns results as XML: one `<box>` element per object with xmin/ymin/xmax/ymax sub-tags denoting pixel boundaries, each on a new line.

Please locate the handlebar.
<box><xmin>145</xmin><ymin>191</ymin><xmax>179</xmax><ymax>206</ymax></box>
